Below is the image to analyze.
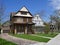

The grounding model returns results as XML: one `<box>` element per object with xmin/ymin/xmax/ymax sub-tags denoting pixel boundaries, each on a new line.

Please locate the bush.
<box><xmin>44</xmin><ymin>24</ymin><xmax>50</xmax><ymax>34</ymax></box>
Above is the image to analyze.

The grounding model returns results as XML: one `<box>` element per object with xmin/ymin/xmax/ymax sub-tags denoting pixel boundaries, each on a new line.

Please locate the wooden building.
<box><xmin>2</xmin><ymin>21</ymin><xmax>10</xmax><ymax>33</ymax></box>
<box><xmin>10</xmin><ymin>7</ymin><xmax>35</xmax><ymax>34</ymax></box>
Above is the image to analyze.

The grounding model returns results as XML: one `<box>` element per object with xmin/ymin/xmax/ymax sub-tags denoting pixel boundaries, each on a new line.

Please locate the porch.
<box><xmin>10</xmin><ymin>23</ymin><xmax>35</xmax><ymax>34</ymax></box>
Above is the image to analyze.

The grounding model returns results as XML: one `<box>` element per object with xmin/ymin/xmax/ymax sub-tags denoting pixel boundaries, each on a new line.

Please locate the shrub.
<box><xmin>44</xmin><ymin>24</ymin><xmax>50</xmax><ymax>34</ymax></box>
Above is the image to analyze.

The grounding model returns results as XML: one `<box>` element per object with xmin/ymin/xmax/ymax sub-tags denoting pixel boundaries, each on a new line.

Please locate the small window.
<box><xmin>37</xmin><ymin>16</ymin><xmax>38</xmax><ymax>19</ymax></box>
<box><xmin>21</xmin><ymin>12</ymin><xmax>27</xmax><ymax>15</ymax></box>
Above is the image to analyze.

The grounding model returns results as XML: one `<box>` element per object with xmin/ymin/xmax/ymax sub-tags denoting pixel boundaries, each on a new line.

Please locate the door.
<box><xmin>17</xmin><ymin>25</ymin><xmax>25</xmax><ymax>33</ymax></box>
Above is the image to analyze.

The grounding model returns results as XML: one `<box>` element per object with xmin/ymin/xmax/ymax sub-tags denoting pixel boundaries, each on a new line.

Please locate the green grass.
<box><xmin>0</xmin><ymin>38</ymin><xmax>17</xmax><ymax>45</ymax></box>
<box><xmin>36</xmin><ymin>33</ymin><xmax>58</xmax><ymax>37</ymax></box>
<box><xmin>11</xmin><ymin>34</ymin><xmax>50</xmax><ymax>42</ymax></box>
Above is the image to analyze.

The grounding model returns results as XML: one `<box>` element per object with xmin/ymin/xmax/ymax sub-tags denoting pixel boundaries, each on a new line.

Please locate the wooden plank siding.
<box><xmin>28</xmin><ymin>18</ymin><xmax>32</xmax><ymax>22</ymax></box>
<box><xmin>11</xmin><ymin>17</ymin><xmax>32</xmax><ymax>23</ymax></box>
<box><xmin>23</xmin><ymin>18</ymin><xmax>27</xmax><ymax>22</ymax></box>
<box><xmin>23</xmin><ymin>18</ymin><xmax>32</xmax><ymax>23</ymax></box>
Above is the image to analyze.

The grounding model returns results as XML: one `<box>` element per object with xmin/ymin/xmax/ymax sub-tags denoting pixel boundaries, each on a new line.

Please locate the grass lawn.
<box><xmin>36</xmin><ymin>33</ymin><xmax>58</xmax><ymax>37</ymax></box>
<box><xmin>11</xmin><ymin>34</ymin><xmax>50</xmax><ymax>42</ymax></box>
<box><xmin>0</xmin><ymin>38</ymin><xmax>17</xmax><ymax>45</ymax></box>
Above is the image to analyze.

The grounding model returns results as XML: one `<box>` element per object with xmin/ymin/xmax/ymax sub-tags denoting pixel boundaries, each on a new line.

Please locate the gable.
<box><xmin>20</xmin><ymin>7</ymin><xmax>28</xmax><ymax>12</ymax></box>
<box><xmin>15</xmin><ymin>12</ymin><xmax>32</xmax><ymax>17</ymax></box>
<box><xmin>33</xmin><ymin>14</ymin><xmax>42</xmax><ymax>21</ymax></box>
<box><xmin>14</xmin><ymin>6</ymin><xmax>33</xmax><ymax>17</ymax></box>
<box><xmin>32</xmin><ymin>14</ymin><xmax>45</xmax><ymax>26</ymax></box>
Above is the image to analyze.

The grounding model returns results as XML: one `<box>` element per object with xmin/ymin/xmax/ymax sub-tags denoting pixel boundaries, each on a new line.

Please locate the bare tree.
<box><xmin>0</xmin><ymin>0</ymin><xmax>5</xmax><ymax>30</ymax></box>
<box><xmin>36</xmin><ymin>10</ymin><xmax>46</xmax><ymax>19</ymax></box>
<box><xmin>50</xmin><ymin>10</ymin><xmax>60</xmax><ymax>33</ymax></box>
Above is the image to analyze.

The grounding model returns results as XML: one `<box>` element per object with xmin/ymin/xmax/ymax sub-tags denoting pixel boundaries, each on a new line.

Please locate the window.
<box><xmin>27</xmin><ymin>18</ymin><xmax>28</xmax><ymax>22</ymax></box>
<box><xmin>21</xmin><ymin>12</ymin><xmax>27</xmax><ymax>15</ymax></box>
<box><xmin>17</xmin><ymin>18</ymin><xmax>23</xmax><ymax>22</ymax></box>
<box><xmin>37</xmin><ymin>16</ymin><xmax>38</xmax><ymax>19</ymax></box>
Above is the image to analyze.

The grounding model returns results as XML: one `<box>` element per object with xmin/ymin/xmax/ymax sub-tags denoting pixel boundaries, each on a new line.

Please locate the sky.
<box><xmin>0</xmin><ymin>0</ymin><xmax>60</xmax><ymax>23</ymax></box>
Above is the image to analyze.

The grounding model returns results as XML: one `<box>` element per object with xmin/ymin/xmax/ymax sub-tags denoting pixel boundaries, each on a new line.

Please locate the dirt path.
<box><xmin>0</xmin><ymin>33</ymin><xmax>46</xmax><ymax>45</ymax></box>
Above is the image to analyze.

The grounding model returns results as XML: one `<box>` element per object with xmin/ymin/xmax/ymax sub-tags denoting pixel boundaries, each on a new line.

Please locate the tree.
<box><xmin>36</xmin><ymin>10</ymin><xmax>46</xmax><ymax>19</ymax></box>
<box><xmin>50</xmin><ymin>10</ymin><xmax>60</xmax><ymax>32</ymax></box>
<box><xmin>44</xmin><ymin>23</ymin><xmax>50</xmax><ymax>34</ymax></box>
<box><xmin>0</xmin><ymin>0</ymin><xmax>5</xmax><ymax>30</ymax></box>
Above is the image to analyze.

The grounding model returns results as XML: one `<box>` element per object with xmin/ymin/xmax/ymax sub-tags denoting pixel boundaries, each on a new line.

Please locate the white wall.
<box><xmin>32</xmin><ymin>14</ymin><xmax>44</xmax><ymax>26</ymax></box>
